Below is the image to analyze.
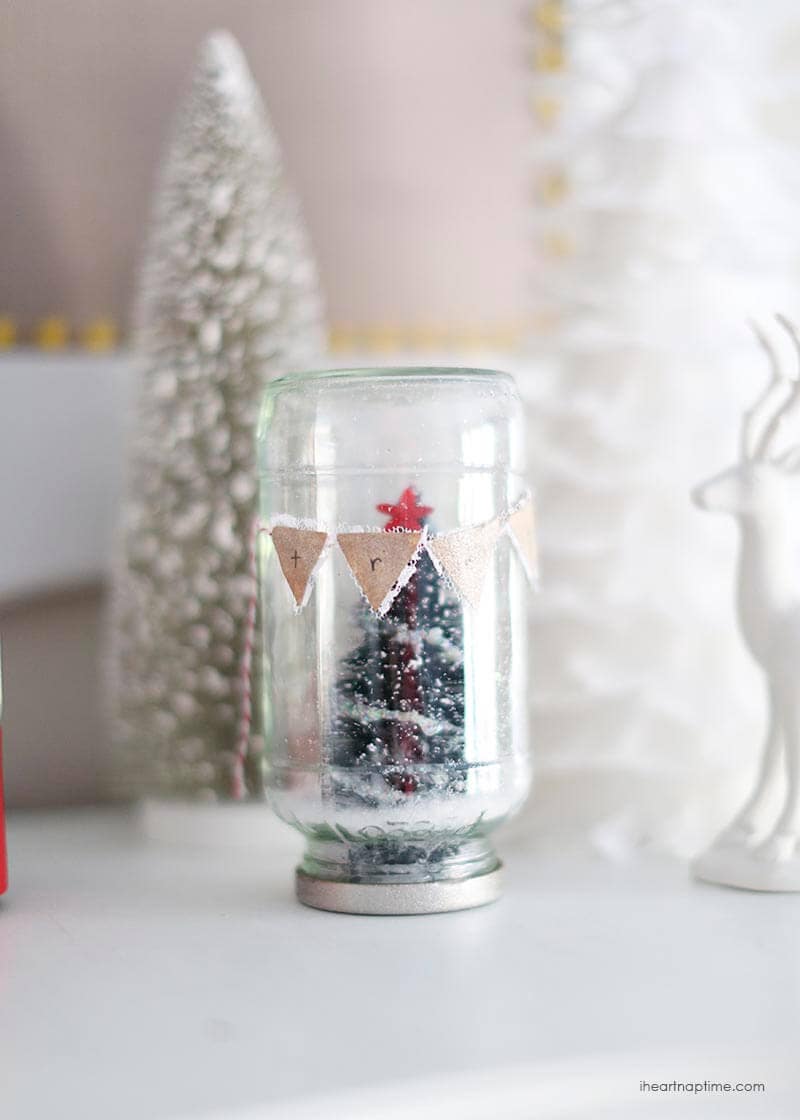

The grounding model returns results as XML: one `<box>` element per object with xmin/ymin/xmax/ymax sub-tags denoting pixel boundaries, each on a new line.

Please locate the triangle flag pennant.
<box><xmin>507</xmin><ymin>500</ymin><xmax>539</xmax><ymax>582</ymax></box>
<box><xmin>337</xmin><ymin>530</ymin><xmax>422</xmax><ymax>614</ymax></box>
<box><xmin>426</xmin><ymin>518</ymin><xmax>502</xmax><ymax>608</ymax></box>
<box><xmin>271</xmin><ymin>525</ymin><xmax>329</xmax><ymax>608</ymax></box>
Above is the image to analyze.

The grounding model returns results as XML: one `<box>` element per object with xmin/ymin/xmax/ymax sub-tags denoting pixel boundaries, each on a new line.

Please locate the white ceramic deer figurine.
<box><xmin>692</xmin><ymin>315</ymin><xmax>800</xmax><ymax>891</ymax></box>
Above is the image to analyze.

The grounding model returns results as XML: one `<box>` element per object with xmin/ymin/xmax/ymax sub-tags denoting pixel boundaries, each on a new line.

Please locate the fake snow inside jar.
<box><xmin>257</xmin><ymin>368</ymin><xmax>535</xmax><ymax>914</ymax></box>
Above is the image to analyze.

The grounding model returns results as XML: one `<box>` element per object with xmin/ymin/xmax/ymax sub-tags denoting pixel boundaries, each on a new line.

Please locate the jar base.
<box><xmin>295</xmin><ymin>863</ymin><xmax>503</xmax><ymax>915</ymax></box>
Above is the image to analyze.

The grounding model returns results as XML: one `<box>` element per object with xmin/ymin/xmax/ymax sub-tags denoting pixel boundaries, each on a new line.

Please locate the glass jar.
<box><xmin>257</xmin><ymin>368</ymin><xmax>531</xmax><ymax>913</ymax></box>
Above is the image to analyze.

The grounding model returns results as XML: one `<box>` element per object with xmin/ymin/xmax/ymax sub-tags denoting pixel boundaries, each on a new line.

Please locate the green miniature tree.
<box><xmin>331</xmin><ymin>487</ymin><xmax>466</xmax><ymax>805</ymax></box>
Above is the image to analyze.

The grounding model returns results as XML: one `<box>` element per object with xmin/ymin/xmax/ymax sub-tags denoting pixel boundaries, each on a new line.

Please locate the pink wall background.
<box><xmin>0</xmin><ymin>1</ymin><xmax>531</xmax><ymax>332</ymax></box>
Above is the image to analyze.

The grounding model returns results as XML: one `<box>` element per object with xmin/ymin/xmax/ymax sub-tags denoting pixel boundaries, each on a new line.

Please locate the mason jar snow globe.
<box><xmin>257</xmin><ymin>368</ymin><xmax>534</xmax><ymax>914</ymax></box>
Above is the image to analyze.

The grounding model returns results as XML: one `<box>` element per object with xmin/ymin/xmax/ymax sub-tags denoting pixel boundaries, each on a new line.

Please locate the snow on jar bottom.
<box><xmin>257</xmin><ymin>368</ymin><xmax>533</xmax><ymax>914</ymax></box>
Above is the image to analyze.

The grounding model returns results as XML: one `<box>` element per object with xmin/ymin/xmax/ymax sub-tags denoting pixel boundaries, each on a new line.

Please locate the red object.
<box><xmin>0</xmin><ymin>727</ymin><xmax>7</xmax><ymax>895</ymax></box>
<box><xmin>377</xmin><ymin>486</ymin><xmax>433</xmax><ymax>531</ymax></box>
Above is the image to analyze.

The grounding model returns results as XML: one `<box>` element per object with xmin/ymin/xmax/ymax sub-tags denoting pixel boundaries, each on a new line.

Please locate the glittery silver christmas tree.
<box><xmin>110</xmin><ymin>30</ymin><xmax>325</xmax><ymax>801</ymax></box>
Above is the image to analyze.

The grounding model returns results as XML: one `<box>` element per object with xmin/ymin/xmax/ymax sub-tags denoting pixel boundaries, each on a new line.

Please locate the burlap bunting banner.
<box><xmin>271</xmin><ymin>524</ymin><xmax>330</xmax><ymax>608</ymax></box>
<box><xmin>506</xmin><ymin>500</ymin><xmax>539</xmax><ymax>583</ymax></box>
<box><xmin>266</xmin><ymin>495</ymin><xmax>536</xmax><ymax>613</ymax></box>
<box><xmin>426</xmin><ymin>518</ymin><xmax>502</xmax><ymax>609</ymax></box>
<box><xmin>337</xmin><ymin>530</ymin><xmax>422</xmax><ymax>614</ymax></box>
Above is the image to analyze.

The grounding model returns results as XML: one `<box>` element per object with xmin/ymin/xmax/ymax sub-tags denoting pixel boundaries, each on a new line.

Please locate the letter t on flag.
<box><xmin>271</xmin><ymin>525</ymin><xmax>329</xmax><ymax>607</ymax></box>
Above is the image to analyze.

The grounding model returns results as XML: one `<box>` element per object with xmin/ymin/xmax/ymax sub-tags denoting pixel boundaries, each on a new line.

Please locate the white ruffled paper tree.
<box><xmin>110</xmin><ymin>30</ymin><xmax>325</xmax><ymax>801</ymax></box>
<box><xmin>520</xmin><ymin>0</ymin><xmax>800</xmax><ymax>854</ymax></box>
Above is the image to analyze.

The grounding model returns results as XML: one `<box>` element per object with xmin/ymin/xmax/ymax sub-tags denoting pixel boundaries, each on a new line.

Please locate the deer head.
<box><xmin>692</xmin><ymin>316</ymin><xmax>800</xmax><ymax>520</ymax></box>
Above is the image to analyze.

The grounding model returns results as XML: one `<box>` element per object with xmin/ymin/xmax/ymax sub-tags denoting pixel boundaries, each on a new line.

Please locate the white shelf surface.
<box><xmin>2</xmin><ymin>808</ymin><xmax>799</xmax><ymax>1119</ymax></box>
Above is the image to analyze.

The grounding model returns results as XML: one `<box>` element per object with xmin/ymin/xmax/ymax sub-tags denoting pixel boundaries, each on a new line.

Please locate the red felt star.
<box><xmin>377</xmin><ymin>486</ymin><xmax>433</xmax><ymax>531</ymax></box>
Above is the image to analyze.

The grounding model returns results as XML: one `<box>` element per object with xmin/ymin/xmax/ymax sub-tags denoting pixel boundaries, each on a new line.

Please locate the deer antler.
<box><xmin>751</xmin><ymin>315</ymin><xmax>800</xmax><ymax>460</ymax></box>
<box><xmin>743</xmin><ymin>320</ymin><xmax>785</xmax><ymax>460</ymax></box>
<box><xmin>776</xmin><ymin>445</ymin><xmax>800</xmax><ymax>472</ymax></box>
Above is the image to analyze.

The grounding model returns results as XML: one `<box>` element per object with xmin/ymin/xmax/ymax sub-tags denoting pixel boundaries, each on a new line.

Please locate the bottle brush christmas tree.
<box><xmin>330</xmin><ymin>487</ymin><xmax>467</xmax><ymax>807</ymax></box>
<box><xmin>110</xmin><ymin>30</ymin><xmax>324</xmax><ymax>802</ymax></box>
